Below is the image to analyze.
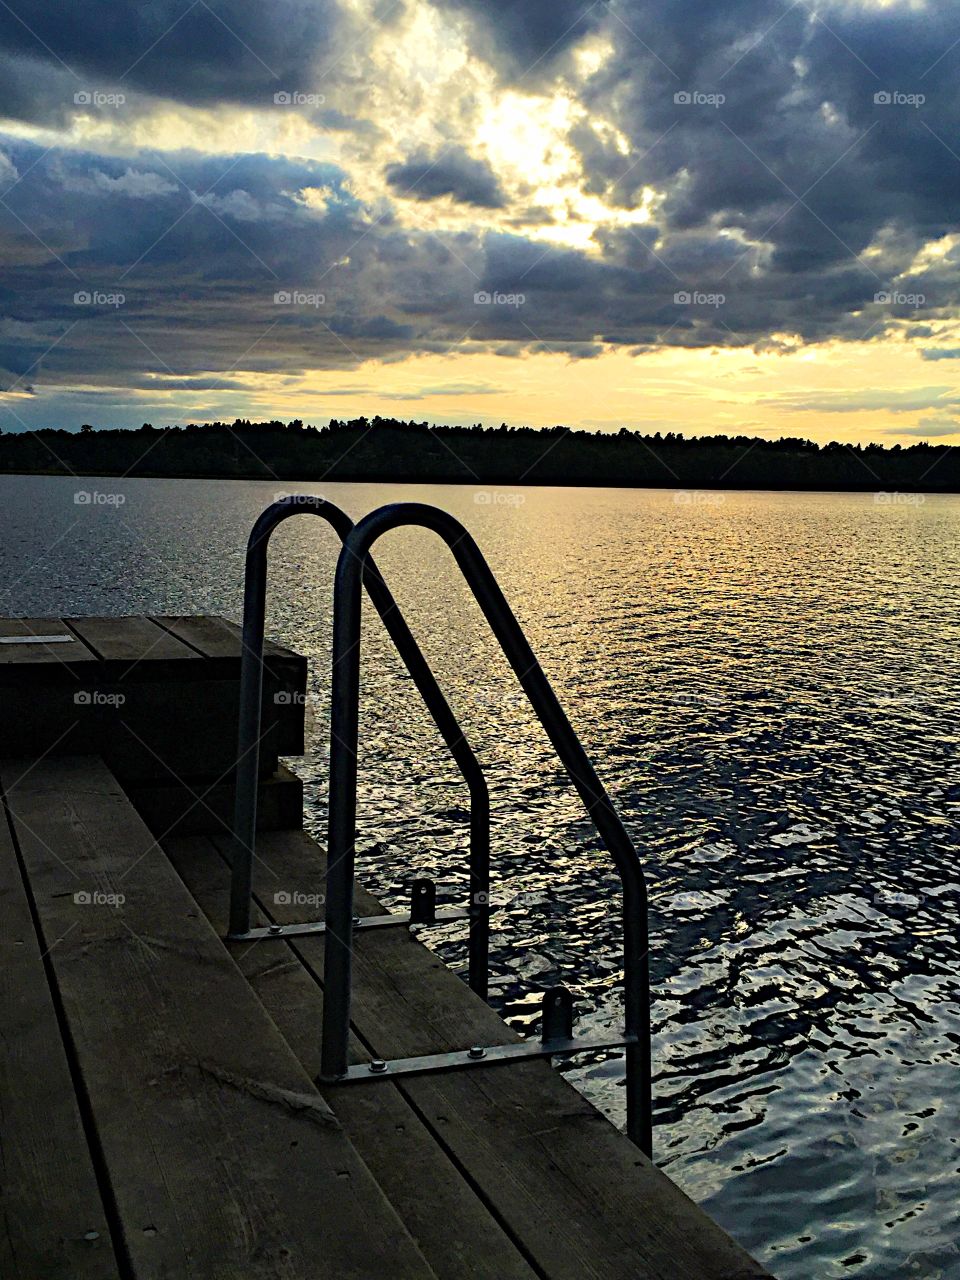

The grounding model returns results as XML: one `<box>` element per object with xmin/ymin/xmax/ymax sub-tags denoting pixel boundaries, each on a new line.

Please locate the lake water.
<box><xmin>3</xmin><ymin>474</ymin><xmax>960</xmax><ymax>1279</ymax></box>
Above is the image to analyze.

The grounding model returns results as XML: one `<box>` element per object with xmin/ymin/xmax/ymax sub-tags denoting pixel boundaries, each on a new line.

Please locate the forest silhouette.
<box><xmin>1</xmin><ymin>417</ymin><xmax>955</xmax><ymax>492</ymax></box>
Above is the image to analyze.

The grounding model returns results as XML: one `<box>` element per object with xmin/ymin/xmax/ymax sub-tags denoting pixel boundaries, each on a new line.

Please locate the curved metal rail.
<box><xmin>320</xmin><ymin>502</ymin><xmax>652</xmax><ymax>1155</ymax></box>
<box><xmin>227</xmin><ymin>495</ymin><xmax>490</xmax><ymax>999</ymax></box>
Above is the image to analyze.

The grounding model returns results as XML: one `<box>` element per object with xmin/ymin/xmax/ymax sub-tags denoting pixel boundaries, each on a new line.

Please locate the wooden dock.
<box><xmin>0</xmin><ymin>616</ymin><xmax>770</xmax><ymax>1279</ymax></box>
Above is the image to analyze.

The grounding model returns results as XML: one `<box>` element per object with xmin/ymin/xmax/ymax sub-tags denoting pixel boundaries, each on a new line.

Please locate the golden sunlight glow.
<box><xmin>91</xmin><ymin>336</ymin><xmax>960</xmax><ymax>446</ymax></box>
<box><xmin>473</xmin><ymin>91</ymin><xmax>653</xmax><ymax>247</ymax></box>
<box><xmin>572</xmin><ymin>37</ymin><xmax>617</xmax><ymax>80</ymax></box>
<box><xmin>903</xmin><ymin>232</ymin><xmax>960</xmax><ymax>276</ymax></box>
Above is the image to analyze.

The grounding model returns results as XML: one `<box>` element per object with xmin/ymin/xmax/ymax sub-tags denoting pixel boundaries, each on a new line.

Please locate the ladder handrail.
<box><xmin>320</xmin><ymin>502</ymin><xmax>652</xmax><ymax>1155</ymax></box>
<box><xmin>228</xmin><ymin>495</ymin><xmax>490</xmax><ymax>999</ymax></box>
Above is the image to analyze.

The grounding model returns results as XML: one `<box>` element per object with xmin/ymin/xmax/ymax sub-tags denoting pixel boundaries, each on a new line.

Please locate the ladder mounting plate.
<box><xmin>229</xmin><ymin>906</ymin><xmax>471</xmax><ymax>943</ymax></box>
<box><xmin>324</xmin><ymin>1031</ymin><xmax>638</xmax><ymax>1084</ymax></box>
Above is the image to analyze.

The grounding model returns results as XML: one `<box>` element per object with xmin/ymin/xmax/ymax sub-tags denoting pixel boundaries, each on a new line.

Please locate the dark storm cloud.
<box><xmin>446</xmin><ymin>0</ymin><xmax>960</xmax><ymax>338</ymax></box>
<box><xmin>0</xmin><ymin>0</ymin><xmax>345</xmax><ymax>120</ymax></box>
<box><xmin>0</xmin><ymin>139</ymin><xmax>559</xmax><ymax>396</ymax></box>
<box><xmin>441</xmin><ymin>0</ymin><xmax>604</xmax><ymax>77</ymax></box>
<box><xmin>637</xmin><ymin>5</ymin><xmax>957</xmax><ymax>257</ymax></box>
<box><xmin>385</xmin><ymin>146</ymin><xmax>506</xmax><ymax>207</ymax></box>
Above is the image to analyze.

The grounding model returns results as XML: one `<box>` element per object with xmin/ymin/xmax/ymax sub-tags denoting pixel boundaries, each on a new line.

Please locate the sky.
<box><xmin>1</xmin><ymin>0</ymin><xmax>959</xmax><ymax>444</ymax></box>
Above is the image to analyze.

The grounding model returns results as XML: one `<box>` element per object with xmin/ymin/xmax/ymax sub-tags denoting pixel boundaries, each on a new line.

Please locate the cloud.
<box><xmin>5</xmin><ymin>0</ymin><xmax>960</xmax><ymax>420</ymax></box>
<box><xmin>890</xmin><ymin>416</ymin><xmax>960</xmax><ymax>438</ymax></box>
<box><xmin>60</xmin><ymin>166</ymin><xmax>180</xmax><ymax>199</ymax></box>
<box><xmin>0</xmin><ymin>1</ymin><xmax>346</xmax><ymax>118</ymax></box>
<box><xmin>0</xmin><ymin>147</ymin><xmax>18</xmax><ymax>186</ymax></box>
<box><xmin>439</xmin><ymin>0</ymin><xmax>604</xmax><ymax>78</ymax></box>
<box><xmin>385</xmin><ymin>146</ymin><xmax>506</xmax><ymax>208</ymax></box>
<box><xmin>441</xmin><ymin>0</ymin><xmax>960</xmax><ymax>334</ymax></box>
<box><xmin>765</xmin><ymin>387</ymin><xmax>960</xmax><ymax>415</ymax></box>
<box><xmin>379</xmin><ymin>381</ymin><xmax>500</xmax><ymax>399</ymax></box>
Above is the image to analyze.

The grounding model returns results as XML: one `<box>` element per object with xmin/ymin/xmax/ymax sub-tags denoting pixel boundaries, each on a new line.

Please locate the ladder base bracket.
<box><xmin>323</xmin><ymin>1031</ymin><xmax>637</xmax><ymax>1084</ymax></box>
<box><xmin>228</xmin><ymin>906</ymin><xmax>471</xmax><ymax>942</ymax></box>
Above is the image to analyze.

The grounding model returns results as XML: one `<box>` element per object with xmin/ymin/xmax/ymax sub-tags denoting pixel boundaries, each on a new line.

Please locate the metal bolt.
<box><xmin>268</xmin><ymin>923</ymin><xmax>282</xmax><ymax>935</ymax></box>
<box><xmin>369</xmin><ymin>1059</ymin><xmax>388</xmax><ymax>1074</ymax></box>
<box><xmin>352</xmin><ymin>915</ymin><xmax>361</xmax><ymax>926</ymax></box>
<box><xmin>467</xmin><ymin>1046</ymin><xmax>486</xmax><ymax>1060</ymax></box>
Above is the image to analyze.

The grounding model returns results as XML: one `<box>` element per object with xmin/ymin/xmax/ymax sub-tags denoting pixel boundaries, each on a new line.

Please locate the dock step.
<box><xmin>1</xmin><ymin>756</ymin><xmax>435</xmax><ymax>1280</ymax></box>
<box><xmin>0</xmin><ymin>614</ymin><xmax>306</xmax><ymax>777</ymax></box>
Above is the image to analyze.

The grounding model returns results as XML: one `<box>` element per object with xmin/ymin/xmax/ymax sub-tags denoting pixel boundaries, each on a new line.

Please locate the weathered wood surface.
<box><xmin>151</xmin><ymin>613</ymin><xmax>301</xmax><ymax>665</ymax></box>
<box><xmin>0</xmin><ymin>615</ymin><xmax>305</xmax><ymax>774</ymax></box>
<box><xmin>0</xmin><ymin>616</ymin><xmax>96</xmax><ymax>669</ymax></box>
<box><xmin>130</xmin><ymin>762</ymin><xmax>303</xmax><ymax>838</ymax></box>
<box><xmin>166</xmin><ymin>833</ymin><xmax>539</xmax><ymax>1280</ymax></box>
<box><xmin>177</xmin><ymin>827</ymin><xmax>771</xmax><ymax>1280</ymax></box>
<box><xmin>150</xmin><ymin>615</ymin><xmax>306</xmax><ymax>754</ymax></box>
<box><xmin>2</xmin><ymin>756</ymin><xmax>435</xmax><ymax>1280</ymax></box>
<box><xmin>0</xmin><ymin>777</ymin><xmax>120</xmax><ymax>1279</ymax></box>
<box><xmin>65</xmin><ymin>615</ymin><xmax>198</xmax><ymax>669</ymax></box>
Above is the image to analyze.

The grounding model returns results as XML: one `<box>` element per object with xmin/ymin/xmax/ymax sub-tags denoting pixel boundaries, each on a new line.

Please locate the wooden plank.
<box><xmin>0</xmin><ymin>617</ymin><xmax>97</xmax><ymax>670</ymax></box>
<box><xmin>128</xmin><ymin>764</ymin><xmax>303</xmax><ymax>837</ymax></box>
<box><xmin>0</xmin><ymin>679</ymin><xmax>280</xmax><ymax>779</ymax></box>
<box><xmin>149</xmin><ymin>615</ymin><xmax>244</xmax><ymax>659</ymax></box>
<box><xmin>93</xmin><ymin>679</ymin><xmax>279</xmax><ymax>782</ymax></box>
<box><xmin>165</xmin><ymin>833</ymin><xmax>538</xmax><ymax>1280</ymax></box>
<box><xmin>0</xmin><ymin>614</ymin><xmax>297</xmax><ymax>774</ymax></box>
<box><xmin>0</xmin><ymin>788</ymin><xmax>119</xmax><ymax>1278</ymax></box>
<box><xmin>151</xmin><ymin>615</ymin><xmax>301</xmax><ymax>664</ymax></box>
<box><xmin>150</xmin><ymin>616</ymin><xmax>306</xmax><ymax>755</ymax></box>
<box><xmin>0</xmin><ymin>617</ymin><xmax>303</xmax><ymax>765</ymax></box>
<box><xmin>64</xmin><ymin>616</ymin><xmax>199</xmax><ymax>666</ymax></box>
<box><xmin>2</xmin><ymin>757</ymin><xmax>435</xmax><ymax>1280</ymax></box>
<box><xmin>211</xmin><ymin>828</ymin><xmax>770</xmax><ymax>1280</ymax></box>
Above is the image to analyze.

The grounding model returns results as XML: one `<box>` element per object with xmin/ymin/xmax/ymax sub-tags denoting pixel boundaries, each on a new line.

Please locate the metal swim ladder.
<box><xmin>227</xmin><ymin>494</ymin><xmax>490</xmax><ymax>998</ymax></box>
<box><xmin>228</xmin><ymin>498</ymin><xmax>653</xmax><ymax>1155</ymax></box>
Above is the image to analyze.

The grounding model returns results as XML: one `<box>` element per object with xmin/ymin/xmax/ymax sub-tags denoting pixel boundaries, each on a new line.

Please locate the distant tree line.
<box><xmin>0</xmin><ymin>416</ymin><xmax>956</xmax><ymax>492</ymax></box>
